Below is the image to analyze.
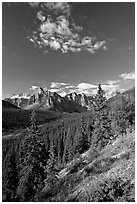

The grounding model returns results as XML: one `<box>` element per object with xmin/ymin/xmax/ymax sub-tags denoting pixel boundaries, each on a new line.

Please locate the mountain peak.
<box><xmin>4</xmin><ymin>88</ymin><xmax>94</xmax><ymax>112</ymax></box>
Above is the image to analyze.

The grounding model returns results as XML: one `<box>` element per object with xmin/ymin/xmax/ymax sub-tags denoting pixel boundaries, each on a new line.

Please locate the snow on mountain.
<box><xmin>10</xmin><ymin>93</ymin><xmax>31</xmax><ymax>99</ymax></box>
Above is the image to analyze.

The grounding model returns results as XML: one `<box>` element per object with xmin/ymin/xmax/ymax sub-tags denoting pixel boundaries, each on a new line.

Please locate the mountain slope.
<box><xmin>4</xmin><ymin>87</ymin><xmax>94</xmax><ymax>112</ymax></box>
<box><xmin>4</xmin><ymin>86</ymin><xmax>135</xmax><ymax>113</ymax></box>
<box><xmin>2</xmin><ymin>100</ymin><xmax>20</xmax><ymax>110</ymax></box>
<box><xmin>41</xmin><ymin>130</ymin><xmax>135</xmax><ymax>202</ymax></box>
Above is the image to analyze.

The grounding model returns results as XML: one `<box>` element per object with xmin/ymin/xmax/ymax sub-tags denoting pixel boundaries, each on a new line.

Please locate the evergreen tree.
<box><xmin>74</xmin><ymin>116</ymin><xmax>90</xmax><ymax>155</ymax></box>
<box><xmin>43</xmin><ymin>142</ymin><xmax>58</xmax><ymax>196</ymax></box>
<box><xmin>74</xmin><ymin>126</ymin><xmax>81</xmax><ymax>156</ymax></box>
<box><xmin>92</xmin><ymin>84</ymin><xmax>113</xmax><ymax>150</ymax></box>
<box><xmin>30</xmin><ymin>109</ymin><xmax>38</xmax><ymax>132</ymax></box>
<box><xmin>110</xmin><ymin>94</ymin><xmax>129</xmax><ymax>135</ymax></box>
<box><xmin>94</xmin><ymin>83</ymin><xmax>106</xmax><ymax>110</ymax></box>
<box><xmin>2</xmin><ymin>145</ymin><xmax>19</xmax><ymax>201</ymax></box>
<box><xmin>45</xmin><ymin>142</ymin><xmax>56</xmax><ymax>180</ymax></box>
<box><xmin>17</xmin><ymin>110</ymin><xmax>47</xmax><ymax>201</ymax></box>
<box><xmin>62</xmin><ymin>127</ymin><xmax>74</xmax><ymax>164</ymax></box>
<box><xmin>80</xmin><ymin>115</ymin><xmax>90</xmax><ymax>152</ymax></box>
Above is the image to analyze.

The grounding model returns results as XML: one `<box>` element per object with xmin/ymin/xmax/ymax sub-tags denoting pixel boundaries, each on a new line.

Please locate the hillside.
<box><xmin>107</xmin><ymin>87</ymin><xmax>135</xmax><ymax>106</ymax></box>
<box><xmin>2</xmin><ymin>100</ymin><xmax>20</xmax><ymax>110</ymax></box>
<box><xmin>50</xmin><ymin>130</ymin><xmax>135</xmax><ymax>202</ymax></box>
<box><xmin>2</xmin><ymin>108</ymin><xmax>63</xmax><ymax>132</ymax></box>
<box><xmin>2</xmin><ymin>86</ymin><xmax>135</xmax><ymax>202</ymax></box>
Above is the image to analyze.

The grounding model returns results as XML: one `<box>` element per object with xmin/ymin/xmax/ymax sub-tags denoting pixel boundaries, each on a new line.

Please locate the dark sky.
<box><xmin>2</xmin><ymin>2</ymin><xmax>135</xmax><ymax>98</ymax></box>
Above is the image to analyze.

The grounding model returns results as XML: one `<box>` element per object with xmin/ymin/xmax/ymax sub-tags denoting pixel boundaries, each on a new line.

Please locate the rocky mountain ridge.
<box><xmin>4</xmin><ymin>87</ymin><xmax>95</xmax><ymax>112</ymax></box>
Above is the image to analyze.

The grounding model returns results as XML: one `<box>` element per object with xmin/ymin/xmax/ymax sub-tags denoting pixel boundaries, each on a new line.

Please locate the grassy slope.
<box><xmin>46</xmin><ymin>130</ymin><xmax>135</xmax><ymax>202</ymax></box>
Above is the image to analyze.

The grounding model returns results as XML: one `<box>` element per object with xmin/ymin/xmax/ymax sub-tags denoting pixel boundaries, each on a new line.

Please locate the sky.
<box><xmin>2</xmin><ymin>2</ymin><xmax>135</xmax><ymax>99</ymax></box>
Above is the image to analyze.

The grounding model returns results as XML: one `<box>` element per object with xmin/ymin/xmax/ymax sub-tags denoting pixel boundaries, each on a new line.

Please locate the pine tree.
<box><xmin>80</xmin><ymin>115</ymin><xmax>90</xmax><ymax>152</ymax></box>
<box><xmin>2</xmin><ymin>145</ymin><xmax>19</xmax><ymax>201</ymax></box>
<box><xmin>62</xmin><ymin>127</ymin><xmax>74</xmax><ymax>164</ymax></box>
<box><xmin>30</xmin><ymin>109</ymin><xmax>38</xmax><ymax>133</ymax></box>
<box><xmin>42</xmin><ymin>142</ymin><xmax>58</xmax><ymax>196</ymax></box>
<box><xmin>92</xmin><ymin>84</ymin><xmax>113</xmax><ymax>150</ymax></box>
<box><xmin>110</xmin><ymin>94</ymin><xmax>129</xmax><ymax>135</ymax></box>
<box><xmin>74</xmin><ymin>116</ymin><xmax>90</xmax><ymax>155</ymax></box>
<box><xmin>45</xmin><ymin>142</ymin><xmax>56</xmax><ymax>180</ymax></box>
<box><xmin>94</xmin><ymin>83</ymin><xmax>106</xmax><ymax>110</ymax></box>
<box><xmin>17</xmin><ymin>110</ymin><xmax>47</xmax><ymax>201</ymax></box>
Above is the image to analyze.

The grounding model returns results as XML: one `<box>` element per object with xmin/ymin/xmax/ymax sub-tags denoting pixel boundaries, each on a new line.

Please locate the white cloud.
<box><xmin>50</xmin><ymin>82</ymin><xmax>69</xmax><ymax>88</ymax></box>
<box><xmin>65</xmin><ymin>85</ymin><xmax>76</xmax><ymax>89</ymax></box>
<box><xmin>49</xmin><ymin>88</ymin><xmax>60</xmax><ymax>93</ymax></box>
<box><xmin>43</xmin><ymin>2</ymin><xmax>71</xmax><ymax>16</ymax></box>
<box><xmin>37</xmin><ymin>11</ymin><xmax>46</xmax><ymax>22</ymax></box>
<box><xmin>40</xmin><ymin>17</ymin><xmax>56</xmax><ymax>35</ymax></box>
<box><xmin>29</xmin><ymin>38</ymin><xmax>35</xmax><ymax>44</ymax></box>
<box><xmin>102</xmin><ymin>84</ymin><xmax>119</xmax><ymax>91</ymax></box>
<box><xmin>101</xmin><ymin>83</ymin><xmax>119</xmax><ymax>98</ymax></box>
<box><xmin>77</xmin><ymin>83</ymin><xmax>97</xmax><ymax>90</ymax></box>
<box><xmin>93</xmin><ymin>41</ymin><xmax>106</xmax><ymax>50</ymax></box>
<box><xmin>28</xmin><ymin>3</ymin><xmax>109</xmax><ymax>54</ymax></box>
<box><xmin>119</xmin><ymin>71</ymin><xmax>135</xmax><ymax>80</ymax></box>
<box><xmin>50</xmin><ymin>40</ymin><xmax>61</xmax><ymax>50</ymax></box>
<box><xmin>106</xmin><ymin>80</ymin><xmax>120</xmax><ymax>85</ymax></box>
<box><xmin>30</xmin><ymin>85</ymin><xmax>39</xmax><ymax>91</ymax></box>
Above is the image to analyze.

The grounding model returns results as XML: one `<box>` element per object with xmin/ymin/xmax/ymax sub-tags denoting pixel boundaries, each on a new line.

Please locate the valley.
<box><xmin>2</xmin><ymin>85</ymin><xmax>135</xmax><ymax>202</ymax></box>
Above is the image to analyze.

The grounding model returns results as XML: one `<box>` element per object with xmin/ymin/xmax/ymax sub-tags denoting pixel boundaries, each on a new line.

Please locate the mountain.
<box><xmin>65</xmin><ymin>92</ymin><xmax>91</xmax><ymax>109</ymax></box>
<box><xmin>107</xmin><ymin>87</ymin><xmax>135</xmax><ymax>107</ymax></box>
<box><xmin>4</xmin><ymin>86</ymin><xmax>135</xmax><ymax>113</ymax></box>
<box><xmin>2</xmin><ymin>100</ymin><xmax>20</xmax><ymax>110</ymax></box>
<box><xmin>4</xmin><ymin>93</ymin><xmax>31</xmax><ymax>108</ymax></box>
<box><xmin>4</xmin><ymin>87</ymin><xmax>95</xmax><ymax>113</ymax></box>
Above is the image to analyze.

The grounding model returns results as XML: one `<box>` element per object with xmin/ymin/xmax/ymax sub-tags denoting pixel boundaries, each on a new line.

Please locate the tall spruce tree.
<box><xmin>17</xmin><ymin>110</ymin><xmax>47</xmax><ymax>201</ymax></box>
<box><xmin>75</xmin><ymin>116</ymin><xmax>90</xmax><ymax>154</ymax></box>
<box><xmin>62</xmin><ymin>127</ymin><xmax>74</xmax><ymax>164</ymax></box>
<box><xmin>80</xmin><ymin>115</ymin><xmax>90</xmax><ymax>152</ymax></box>
<box><xmin>44</xmin><ymin>142</ymin><xmax>56</xmax><ymax>180</ymax></box>
<box><xmin>2</xmin><ymin>145</ymin><xmax>19</xmax><ymax>201</ymax></box>
<box><xmin>92</xmin><ymin>83</ymin><xmax>113</xmax><ymax>150</ymax></box>
<box><xmin>110</xmin><ymin>94</ymin><xmax>129</xmax><ymax>135</ymax></box>
<box><xmin>43</xmin><ymin>141</ymin><xmax>58</xmax><ymax>196</ymax></box>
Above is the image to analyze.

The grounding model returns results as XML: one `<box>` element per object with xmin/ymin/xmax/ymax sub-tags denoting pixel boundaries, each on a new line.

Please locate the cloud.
<box><xmin>49</xmin><ymin>88</ymin><xmax>60</xmax><ymax>93</ymax></box>
<box><xmin>49</xmin><ymin>81</ymin><xmax>119</xmax><ymax>97</ymax></box>
<box><xmin>29</xmin><ymin>85</ymin><xmax>39</xmax><ymax>90</ymax></box>
<box><xmin>28</xmin><ymin>3</ymin><xmax>109</xmax><ymax>54</ymax></box>
<box><xmin>50</xmin><ymin>40</ymin><xmax>61</xmax><ymax>50</ymax></box>
<box><xmin>106</xmin><ymin>80</ymin><xmax>120</xmax><ymax>85</ymax></box>
<box><xmin>119</xmin><ymin>71</ymin><xmax>135</xmax><ymax>80</ymax></box>
<box><xmin>102</xmin><ymin>84</ymin><xmax>119</xmax><ymax>92</ymax></box>
<box><xmin>37</xmin><ymin>11</ymin><xmax>46</xmax><ymax>22</ymax></box>
<box><xmin>43</xmin><ymin>2</ymin><xmax>71</xmax><ymax>16</ymax></box>
<box><xmin>50</xmin><ymin>82</ymin><xmax>69</xmax><ymax>88</ymax></box>
<box><xmin>29</xmin><ymin>70</ymin><xmax>132</xmax><ymax>99</ymax></box>
<box><xmin>77</xmin><ymin>83</ymin><xmax>97</xmax><ymax>91</ymax></box>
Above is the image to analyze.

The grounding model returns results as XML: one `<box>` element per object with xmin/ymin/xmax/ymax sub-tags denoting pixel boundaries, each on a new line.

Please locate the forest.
<box><xmin>2</xmin><ymin>85</ymin><xmax>135</xmax><ymax>202</ymax></box>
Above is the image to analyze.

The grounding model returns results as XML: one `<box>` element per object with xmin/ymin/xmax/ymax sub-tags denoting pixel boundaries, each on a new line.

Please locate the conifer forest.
<box><xmin>2</xmin><ymin>85</ymin><xmax>135</xmax><ymax>202</ymax></box>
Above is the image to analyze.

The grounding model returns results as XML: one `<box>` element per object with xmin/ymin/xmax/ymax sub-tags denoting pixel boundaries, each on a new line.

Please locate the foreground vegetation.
<box><xmin>2</xmin><ymin>85</ymin><xmax>135</xmax><ymax>202</ymax></box>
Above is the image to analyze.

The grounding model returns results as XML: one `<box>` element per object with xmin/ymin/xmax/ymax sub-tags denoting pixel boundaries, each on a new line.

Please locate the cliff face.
<box><xmin>4</xmin><ymin>87</ymin><xmax>95</xmax><ymax>112</ymax></box>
